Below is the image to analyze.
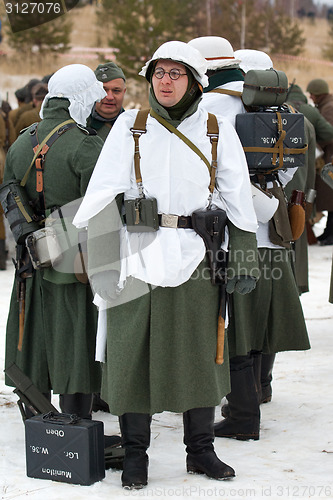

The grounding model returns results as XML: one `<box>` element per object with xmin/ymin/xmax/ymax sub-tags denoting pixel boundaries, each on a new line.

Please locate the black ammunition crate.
<box><xmin>25</xmin><ymin>413</ymin><xmax>105</xmax><ymax>486</ymax></box>
<box><xmin>236</xmin><ymin>111</ymin><xmax>306</xmax><ymax>174</ymax></box>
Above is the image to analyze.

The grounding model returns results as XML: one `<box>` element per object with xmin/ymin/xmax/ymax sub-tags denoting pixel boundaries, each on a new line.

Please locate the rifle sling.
<box><xmin>209</xmin><ymin>88</ymin><xmax>243</xmax><ymax>98</ymax></box>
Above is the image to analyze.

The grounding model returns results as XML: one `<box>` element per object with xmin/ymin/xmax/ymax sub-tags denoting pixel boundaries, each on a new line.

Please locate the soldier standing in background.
<box><xmin>307</xmin><ymin>78</ymin><xmax>333</xmax><ymax>246</ymax></box>
<box><xmin>0</xmin><ymin>98</ymin><xmax>16</xmax><ymax>270</ymax></box>
<box><xmin>10</xmin><ymin>79</ymin><xmax>41</xmax><ymax>128</ymax></box>
<box><xmin>14</xmin><ymin>83</ymin><xmax>48</xmax><ymax>138</ymax></box>
<box><xmin>87</xmin><ymin>61</ymin><xmax>127</xmax><ymax>141</ymax></box>
<box><xmin>190</xmin><ymin>42</ymin><xmax>310</xmax><ymax>441</ymax></box>
<box><xmin>87</xmin><ymin>61</ymin><xmax>127</xmax><ymax>413</ymax></box>
<box><xmin>3</xmin><ymin>64</ymin><xmax>106</xmax><ymax>419</ymax></box>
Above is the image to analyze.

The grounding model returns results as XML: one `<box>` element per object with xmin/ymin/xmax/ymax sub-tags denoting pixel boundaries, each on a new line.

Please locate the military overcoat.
<box><xmin>4</xmin><ymin>98</ymin><xmax>104</xmax><ymax>394</ymax></box>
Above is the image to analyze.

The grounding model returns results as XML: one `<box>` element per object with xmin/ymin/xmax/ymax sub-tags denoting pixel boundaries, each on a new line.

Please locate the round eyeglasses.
<box><xmin>153</xmin><ymin>67</ymin><xmax>187</xmax><ymax>80</ymax></box>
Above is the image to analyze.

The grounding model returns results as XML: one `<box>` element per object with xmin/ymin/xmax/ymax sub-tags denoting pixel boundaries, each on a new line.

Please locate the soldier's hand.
<box><xmin>226</xmin><ymin>275</ymin><xmax>256</xmax><ymax>295</ymax></box>
<box><xmin>90</xmin><ymin>270</ymin><xmax>120</xmax><ymax>301</ymax></box>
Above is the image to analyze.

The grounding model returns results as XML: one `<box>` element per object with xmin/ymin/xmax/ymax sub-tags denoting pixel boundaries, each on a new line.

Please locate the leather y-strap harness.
<box><xmin>27</xmin><ymin>120</ymin><xmax>76</xmax><ymax>212</ymax></box>
<box><xmin>130</xmin><ymin>108</ymin><xmax>219</xmax><ymax>198</ymax></box>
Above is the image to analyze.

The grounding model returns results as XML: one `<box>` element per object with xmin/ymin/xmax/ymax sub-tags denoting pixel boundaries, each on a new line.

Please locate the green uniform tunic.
<box><xmin>4</xmin><ymin>98</ymin><xmax>104</xmax><ymax>394</ymax></box>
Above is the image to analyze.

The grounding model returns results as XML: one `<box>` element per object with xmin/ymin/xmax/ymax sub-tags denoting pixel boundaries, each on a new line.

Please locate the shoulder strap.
<box><xmin>131</xmin><ymin>109</ymin><xmax>220</xmax><ymax>195</ymax></box>
<box><xmin>207</xmin><ymin>113</ymin><xmax>219</xmax><ymax>194</ymax></box>
<box><xmin>21</xmin><ymin>119</ymin><xmax>75</xmax><ymax>187</ymax></box>
<box><xmin>130</xmin><ymin>109</ymin><xmax>150</xmax><ymax>187</ymax></box>
<box><xmin>209</xmin><ymin>88</ymin><xmax>243</xmax><ymax>98</ymax></box>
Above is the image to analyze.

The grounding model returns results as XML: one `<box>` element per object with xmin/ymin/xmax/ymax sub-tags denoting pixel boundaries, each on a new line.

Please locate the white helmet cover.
<box><xmin>235</xmin><ymin>49</ymin><xmax>273</xmax><ymax>73</ymax></box>
<box><xmin>139</xmin><ymin>40</ymin><xmax>209</xmax><ymax>88</ymax></box>
<box><xmin>40</xmin><ymin>64</ymin><xmax>106</xmax><ymax>126</ymax></box>
<box><xmin>188</xmin><ymin>36</ymin><xmax>241</xmax><ymax>71</ymax></box>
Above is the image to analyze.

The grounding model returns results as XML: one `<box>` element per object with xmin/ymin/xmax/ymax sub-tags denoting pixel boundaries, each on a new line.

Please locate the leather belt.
<box><xmin>158</xmin><ymin>214</ymin><xmax>193</xmax><ymax>229</ymax></box>
<box><xmin>251</xmin><ymin>173</ymin><xmax>276</xmax><ymax>183</ymax></box>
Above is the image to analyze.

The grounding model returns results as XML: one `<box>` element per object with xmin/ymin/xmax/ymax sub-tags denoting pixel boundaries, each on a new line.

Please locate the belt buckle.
<box><xmin>161</xmin><ymin>214</ymin><xmax>178</xmax><ymax>228</ymax></box>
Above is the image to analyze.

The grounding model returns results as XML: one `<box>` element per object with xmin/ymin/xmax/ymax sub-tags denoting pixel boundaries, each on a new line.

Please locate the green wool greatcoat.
<box><xmin>4</xmin><ymin>98</ymin><xmax>104</xmax><ymax>394</ymax></box>
<box><xmin>101</xmin><ymin>261</ymin><xmax>231</xmax><ymax>416</ymax></box>
<box><xmin>88</xmin><ymin>208</ymin><xmax>259</xmax><ymax>416</ymax></box>
<box><xmin>227</xmin><ymin>248</ymin><xmax>310</xmax><ymax>358</ymax></box>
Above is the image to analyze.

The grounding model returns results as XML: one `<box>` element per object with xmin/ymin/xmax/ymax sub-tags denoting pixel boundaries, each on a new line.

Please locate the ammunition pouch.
<box><xmin>0</xmin><ymin>179</ymin><xmax>42</xmax><ymax>244</ymax></box>
<box><xmin>25</xmin><ymin>226</ymin><xmax>63</xmax><ymax>270</ymax></box>
<box><xmin>191</xmin><ymin>209</ymin><xmax>228</xmax><ymax>285</ymax></box>
<box><xmin>124</xmin><ymin>197</ymin><xmax>159</xmax><ymax>232</ymax></box>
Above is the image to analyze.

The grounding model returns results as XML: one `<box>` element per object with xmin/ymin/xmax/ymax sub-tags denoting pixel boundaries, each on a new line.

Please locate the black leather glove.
<box><xmin>226</xmin><ymin>276</ymin><xmax>256</xmax><ymax>295</ymax></box>
<box><xmin>90</xmin><ymin>270</ymin><xmax>120</xmax><ymax>301</ymax></box>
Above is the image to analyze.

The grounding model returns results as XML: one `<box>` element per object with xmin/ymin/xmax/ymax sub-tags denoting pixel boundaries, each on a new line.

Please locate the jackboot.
<box><xmin>261</xmin><ymin>353</ymin><xmax>276</xmax><ymax>403</ymax></box>
<box><xmin>317</xmin><ymin>211</ymin><xmax>333</xmax><ymax>242</ymax></box>
<box><xmin>183</xmin><ymin>407</ymin><xmax>235</xmax><ymax>480</ymax></box>
<box><xmin>252</xmin><ymin>350</ymin><xmax>262</xmax><ymax>403</ymax></box>
<box><xmin>215</xmin><ymin>356</ymin><xmax>260</xmax><ymax>440</ymax></box>
<box><xmin>0</xmin><ymin>239</ymin><xmax>7</xmax><ymax>270</ymax></box>
<box><xmin>222</xmin><ymin>350</ymin><xmax>262</xmax><ymax>418</ymax></box>
<box><xmin>59</xmin><ymin>393</ymin><xmax>93</xmax><ymax>419</ymax></box>
<box><xmin>92</xmin><ymin>392</ymin><xmax>110</xmax><ymax>413</ymax></box>
<box><xmin>119</xmin><ymin>412</ymin><xmax>151</xmax><ymax>489</ymax></box>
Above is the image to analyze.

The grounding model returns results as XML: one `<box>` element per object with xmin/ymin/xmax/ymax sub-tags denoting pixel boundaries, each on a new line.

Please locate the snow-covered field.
<box><xmin>0</xmin><ymin>224</ymin><xmax>332</xmax><ymax>499</ymax></box>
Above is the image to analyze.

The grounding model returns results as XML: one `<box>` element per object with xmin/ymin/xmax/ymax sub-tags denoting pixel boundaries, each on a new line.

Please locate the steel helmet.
<box><xmin>306</xmin><ymin>78</ymin><xmax>329</xmax><ymax>95</ymax></box>
<box><xmin>188</xmin><ymin>36</ymin><xmax>241</xmax><ymax>71</ymax></box>
<box><xmin>139</xmin><ymin>40</ymin><xmax>209</xmax><ymax>88</ymax></box>
<box><xmin>234</xmin><ymin>49</ymin><xmax>273</xmax><ymax>73</ymax></box>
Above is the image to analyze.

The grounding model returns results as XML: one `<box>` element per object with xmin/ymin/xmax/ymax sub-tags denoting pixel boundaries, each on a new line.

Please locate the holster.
<box><xmin>191</xmin><ymin>208</ymin><xmax>228</xmax><ymax>285</ymax></box>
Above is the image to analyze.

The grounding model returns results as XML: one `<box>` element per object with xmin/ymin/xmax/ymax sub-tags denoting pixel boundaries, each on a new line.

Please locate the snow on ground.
<box><xmin>0</xmin><ymin>225</ymin><xmax>333</xmax><ymax>499</ymax></box>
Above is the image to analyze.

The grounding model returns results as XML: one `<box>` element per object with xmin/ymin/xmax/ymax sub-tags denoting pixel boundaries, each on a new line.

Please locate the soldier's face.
<box><xmin>152</xmin><ymin>60</ymin><xmax>188</xmax><ymax>108</ymax></box>
<box><xmin>95</xmin><ymin>78</ymin><xmax>126</xmax><ymax>119</ymax></box>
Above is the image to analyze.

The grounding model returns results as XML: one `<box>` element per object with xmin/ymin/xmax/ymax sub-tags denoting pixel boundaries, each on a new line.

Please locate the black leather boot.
<box><xmin>92</xmin><ymin>392</ymin><xmax>110</xmax><ymax>413</ymax></box>
<box><xmin>261</xmin><ymin>353</ymin><xmax>276</xmax><ymax>403</ymax></box>
<box><xmin>119</xmin><ymin>413</ymin><xmax>151</xmax><ymax>489</ymax></box>
<box><xmin>183</xmin><ymin>407</ymin><xmax>235</xmax><ymax>480</ymax></box>
<box><xmin>214</xmin><ymin>356</ymin><xmax>260</xmax><ymax>441</ymax></box>
<box><xmin>221</xmin><ymin>351</ymin><xmax>262</xmax><ymax>418</ymax></box>
<box><xmin>252</xmin><ymin>350</ymin><xmax>262</xmax><ymax>403</ymax></box>
<box><xmin>317</xmin><ymin>211</ymin><xmax>333</xmax><ymax>242</ymax></box>
<box><xmin>0</xmin><ymin>240</ymin><xmax>7</xmax><ymax>270</ymax></box>
<box><xmin>59</xmin><ymin>393</ymin><xmax>93</xmax><ymax>419</ymax></box>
